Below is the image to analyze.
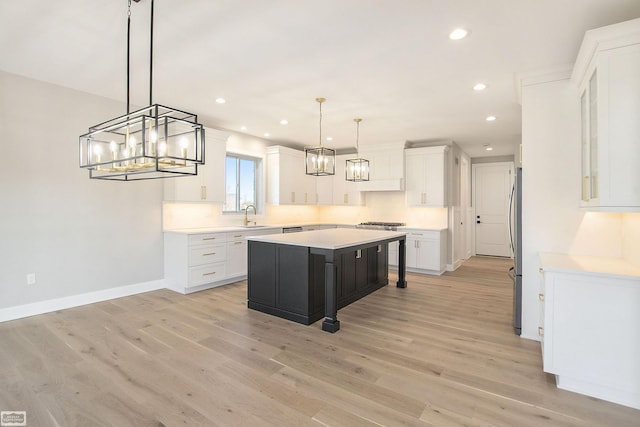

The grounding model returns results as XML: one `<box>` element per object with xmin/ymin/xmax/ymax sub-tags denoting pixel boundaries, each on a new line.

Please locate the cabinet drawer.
<box><xmin>407</xmin><ymin>230</ymin><xmax>439</xmax><ymax>239</ymax></box>
<box><xmin>227</xmin><ymin>231</ymin><xmax>250</xmax><ymax>242</ymax></box>
<box><xmin>188</xmin><ymin>233</ymin><xmax>226</xmax><ymax>245</ymax></box>
<box><xmin>188</xmin><ymin>262</ymin><xmax>226</xmax><ymax>287</ymax></box>
<box><xmin>189</xmin><ymin>244</ymin><xmax>226</xmax><ymax>266</ymax></box>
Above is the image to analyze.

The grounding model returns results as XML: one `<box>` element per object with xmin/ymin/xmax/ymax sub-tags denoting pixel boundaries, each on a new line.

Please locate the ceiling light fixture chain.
<box><xmin>316</xmin><ymin>97</ymin><xmax>325</xmax><ymax>147</ymax></box>
<box><xmin>354</xmin><ymin>117</ymin><xmax>362</xmax><ymax>157</ymax></box>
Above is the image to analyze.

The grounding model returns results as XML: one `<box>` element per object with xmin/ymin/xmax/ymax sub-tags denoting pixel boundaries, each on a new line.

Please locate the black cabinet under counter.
<box><xmin>246</xmin><ymin>228</ymin><xmax>406</xmax><ymax>332</ymax></box>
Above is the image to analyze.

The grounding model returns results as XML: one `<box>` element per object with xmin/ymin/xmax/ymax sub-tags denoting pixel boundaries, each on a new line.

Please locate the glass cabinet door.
<box><xmin>588</xmin><ymin>71</ymin><xmax>598</xmax><ymax>200</ymax></box>
<box><xmin>581</xmin><ymin>92</ymin><xmax>589</xmax><ymax>201</ymax></box>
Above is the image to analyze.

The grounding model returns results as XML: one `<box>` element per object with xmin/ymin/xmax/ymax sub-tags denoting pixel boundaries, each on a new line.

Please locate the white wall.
<box><xmin>0</xmin><ymin>71</ymin><xmax>164</xmax><ymax>310</ymax></box>
<box><xmin>520</xmin><ymin>75</ymin><xmax>640</xmax><ymax>340</ymax></box>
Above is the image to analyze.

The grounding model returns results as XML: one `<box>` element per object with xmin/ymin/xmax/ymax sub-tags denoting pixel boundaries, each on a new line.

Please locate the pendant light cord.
<box><xmin>149</xmin><ymin>0</ymin><xmax>154</xmax><ymax>105</ymax></box>
<box><xmin>318</xmin><ymin>101</ymin><xmax>323</xmax><ymax>148</ymax></box>
<box><xmin>126</xmin><ymin>0</ymin><xmax>131</xmax><ymax>115</ymax></box>
<box><xmin>356</xmin><ymin>120</ymin><xmax>360</xmax><ymax>157</ymax></box>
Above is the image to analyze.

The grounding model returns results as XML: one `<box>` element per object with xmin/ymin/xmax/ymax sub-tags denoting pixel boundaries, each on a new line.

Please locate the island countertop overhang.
<box><xmin>245</xmin><ymin>228</ymin><xmax>407</xmax><ymax>250</ymax></box>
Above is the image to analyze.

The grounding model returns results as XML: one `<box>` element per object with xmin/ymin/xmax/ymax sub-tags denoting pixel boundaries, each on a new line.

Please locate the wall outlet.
<box><xmin>26</xmin><ymin>273</ymin><xmax>36</xmax><ymax>285</ymax></box>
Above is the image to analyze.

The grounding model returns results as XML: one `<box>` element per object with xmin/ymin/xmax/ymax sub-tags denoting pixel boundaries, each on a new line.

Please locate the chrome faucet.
<box><xmin>243</xmin><ymin>204</ymin><xmax>257</xmax><ymax>226</ymax></box>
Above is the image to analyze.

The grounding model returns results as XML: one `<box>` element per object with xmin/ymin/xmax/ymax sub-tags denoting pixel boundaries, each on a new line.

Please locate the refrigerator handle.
<box><xmin>507</xmin><ymin>266</ymin><xmax>515</xmax><ymax>280</ymax></box>
<box><xmin>508</xmin><ymin>181</ymin><xmax>515</xmax><ymax>253</ymax></box>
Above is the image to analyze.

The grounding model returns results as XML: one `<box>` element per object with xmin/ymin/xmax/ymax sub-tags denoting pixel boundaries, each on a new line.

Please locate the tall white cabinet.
<box><xmin>266</xmin><ymin>146</ymin><xmax>317</xmax><ymax>205</ymax></box>
<box><xmin>405</xmin><ymin>146</ymin><xmax>448</xmax><ymax>207</ymax></box>
<box><xmin>572</xmin><ymin>19</ymin><xmax>640</xmax><ymax>211</ymax></box>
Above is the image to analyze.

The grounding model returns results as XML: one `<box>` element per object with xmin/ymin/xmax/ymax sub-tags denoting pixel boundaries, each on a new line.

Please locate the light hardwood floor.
<box><xmin>1</xmin><ymin>256</ymin><xmax>638</xmax><ymax>426</ymax></box>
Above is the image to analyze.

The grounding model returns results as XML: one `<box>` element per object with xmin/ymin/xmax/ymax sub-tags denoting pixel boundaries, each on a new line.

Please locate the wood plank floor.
<box><xmin>1</xmin><ymin>256</ymin><xmax>639</xmax><ymax>426</ymax></box>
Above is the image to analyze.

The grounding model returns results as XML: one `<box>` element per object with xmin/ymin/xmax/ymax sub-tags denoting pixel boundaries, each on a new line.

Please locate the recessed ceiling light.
<box><xmin>483</xmin><ymin>144</ymin><xmax>494</xmax><ymax>151</ymax></box>
<box><xmin>215</xmin><ymin>98</ymin><xmax>226</xmax><ymax>104</ymax></box>
<box><xmin>240</xmin><ymin>126</ymin><xmax>247</xmax><ymax>131</ymax></box>
<box><xmin>486</xmin><ymin>115</ymin><xmax>497</xmax><ymax>122</ymax></box>
<box><xmin>280</xmin><ymin>119</ymin><xmax>288</xmax><ymax>125</ymax></box>
<box><xmin>264</xmin><ymin>132</ymin><xmax>270</xmax><ymax>137</ymax></box>
<box><xmin>326</xmin><ymin>136</ymin><xmax>333</xmax><ymax>141</ymax></box>
<box><xmin>449</xmin><ymin>28</ymin><xmax>469</xmax><ymax>40</ymax></box>
<box><xmin>473</xmin><ymin>83</ymin><xmax>487</xmax><ymax>91</ymax></box>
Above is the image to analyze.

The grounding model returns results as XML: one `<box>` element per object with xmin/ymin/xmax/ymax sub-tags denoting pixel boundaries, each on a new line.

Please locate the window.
<box><xmin>224</xmin><ymin>154</ymin><xmax>259</xmax><ymax>212</ymax></box>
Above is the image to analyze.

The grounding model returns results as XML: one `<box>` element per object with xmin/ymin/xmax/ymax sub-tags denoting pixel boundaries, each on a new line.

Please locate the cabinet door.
<box><xmin>415</xmin><ymin>237</ymin><xmax>440</xmax><ymax>271</ymax></box>
<box><xmin>164</xmin><ymin>129</ymin><xmax>227</xmax><ymax>202</ymax></box>
<box><xmin>388</xmin><ymin>241</ymin><xmax>399</xmax><ymax>267</ymax></box>
<box><xmin>405</xmin><ymin>154</ymin><xmax>426</xmax><ymax>205</ymax></box>
<box><xmin>406</xmin><ymin>237</ymin><xmax>418</xmax><ymax>269</ymax></box>
<box><xmin>226</xmin><ymin>240</ymin><xmax>247</xmax><ymax>278</ymax></box>
<box><xmin>423</xmin><ymin>153</ymin><xmax>446</xmax><ymax>206</ymax></box>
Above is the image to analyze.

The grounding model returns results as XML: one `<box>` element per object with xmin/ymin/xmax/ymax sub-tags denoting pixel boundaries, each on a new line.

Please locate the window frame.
<box><xmin>223</xmin><ymin>153</ymin><xmax>261</xmax><ymax>214</ymax></box>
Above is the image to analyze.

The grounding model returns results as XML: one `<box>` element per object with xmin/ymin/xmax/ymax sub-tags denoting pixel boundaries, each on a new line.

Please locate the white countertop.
<box><xmin>539</xmin><ymin>252</ymin><xmax>640</xmax><ymax>279</ymax></box>
<box><xmin>165</xmin><ymin>223</ymin><xmax>446</xmax><ymax>234</ymax></box>
<box><xmin>246</xmin><ymin>228</ymin><xmax>407</xmax><ymax>250</ymax></box>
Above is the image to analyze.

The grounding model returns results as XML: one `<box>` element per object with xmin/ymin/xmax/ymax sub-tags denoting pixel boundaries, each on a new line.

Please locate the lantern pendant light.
<box><xmin>345</xmin><ymin>118</ymin><xmax>370</xmax><ymax>182</ymax></box>
<box><xmin>304</xmin><ymin>97</ymin><xmax>336</xmax><ymax>176</ymax></box>
<box><xmin>79</xmin><ymin>0</ymin><xmax>205</xmax><ymax>181</ymax></box>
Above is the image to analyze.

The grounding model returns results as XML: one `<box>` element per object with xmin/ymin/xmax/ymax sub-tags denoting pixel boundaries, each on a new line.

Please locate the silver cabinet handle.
<box><xmin>233</xmin><ymin>235</ymin><xmax>242</xmax><ymax>238</ymax></box>
<box><xmin>203</xmin><ymin>272</ymin><xmax>217</xmax><ymax>276</ymax></box>
<box><xmin>538</xmin><ymin>293</ymin><xmax>544</xmax><ymax>302</ymax></box>
<box><xmin>356</xmin><ymin>249</ymin><xmax>362</xmax><ymax>259</ymax></box>
<box><xmin>538</xmin><ymin>326</ymin><xmax>544</xmax><ymax>337</ymax></box>
<box><xmin>202</xmin><ymin>237</ymin><xmax>217</xmax><ymax>241</ymax></box>
<box><xmin>234</xmin><ymin>241</ymin><xmax>243</xmax><ymax>245</ymax></box>
<box><xmin>203</xmin><ymin>252</ymin><xmax>216</xmax><ymax>256</ymax></box>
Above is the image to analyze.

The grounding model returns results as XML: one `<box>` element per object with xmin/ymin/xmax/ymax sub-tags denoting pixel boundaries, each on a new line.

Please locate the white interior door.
<box><xmin>473</xmin><ymin>162</ymin><xmax>514</xmax><ymax>257</ymax></box>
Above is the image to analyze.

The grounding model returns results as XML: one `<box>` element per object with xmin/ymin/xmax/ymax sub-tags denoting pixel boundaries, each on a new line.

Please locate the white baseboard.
<box><xmin>0</xmin><ymin>279</ymin><xmax>166</xmax><ymax>323</ymax></box>
<box><xmin>557</xmin><ymin>374</ymin><xmax>640</xmax><ymax>410</ymax></box>
<box><xmin>446</xmin><ymin>259</ymin><xmax>463</xmax><ymax>272</ymax></box>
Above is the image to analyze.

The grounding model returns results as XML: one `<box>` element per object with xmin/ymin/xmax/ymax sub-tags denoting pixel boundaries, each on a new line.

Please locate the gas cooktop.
<box><xmin>356</xmin><ymin>221</ymin><xmax>406</xmax><ymax>231</ymax></box>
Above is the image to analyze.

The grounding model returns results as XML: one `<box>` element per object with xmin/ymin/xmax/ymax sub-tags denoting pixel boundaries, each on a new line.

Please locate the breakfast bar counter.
<box><xmin>246</xmin><ymin>228</ymin><xmax>407</xmax><ymax>332</ymax></box>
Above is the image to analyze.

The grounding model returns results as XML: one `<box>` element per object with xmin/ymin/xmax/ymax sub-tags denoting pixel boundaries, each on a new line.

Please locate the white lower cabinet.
<box><xmin>389</xmin><ymin>229</ymin><xmax>446</xmax><ymax>275</ymax></box>
<box><xmin>165</xmin><ymin>228</ymin><xmax>279</xmax><ymax>293</ymax></box>
<box><xmin>539</xmin><ymin>253</ymin><xmax>640</xmax><ymax>410</ymax></box>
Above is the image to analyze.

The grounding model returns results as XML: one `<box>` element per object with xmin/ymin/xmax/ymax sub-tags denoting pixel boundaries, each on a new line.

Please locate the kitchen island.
<box><xmin>247</xmin><ymin>228</ymin><xmax>407</xmax><ymax>332</ymax></box>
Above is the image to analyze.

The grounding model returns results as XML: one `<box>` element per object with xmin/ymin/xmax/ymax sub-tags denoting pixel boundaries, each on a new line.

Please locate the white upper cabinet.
<box><xmin>164</xmin><ymin>127</ymin><xmax>229</xmax><ymax>203</ymax></box>
<box><xmin>333</xmin><ymin>154</ymin><xmax>365</xmax><ymax>206</ymax></box>
<box><xmin>266</xmin><ymin>146</ymin><xmax>316</xmax><ymax>205</ymax></box>
<box><xmin>357</xmin><ymin>142</ymin><xmax>405</xmax><ymax>192</ymax></box>
<box><xmin>572</xmin><ymin>18</ymin><xmax>640</xmax><ymax>211</ymax></box>
<box><xmin>405</xmin><ymin>146</ymin><xmax>448</xmax><ymax>207</ymax></box>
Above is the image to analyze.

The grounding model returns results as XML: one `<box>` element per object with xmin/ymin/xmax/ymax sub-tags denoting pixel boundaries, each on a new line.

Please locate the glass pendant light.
<box><xmin>79</xmin><ymin>0</ymin><xmax>205</xmax><ymax>181</ymax></box>
<box><xmin>345</xmin><ymin>118</ymin><xmax>370</xmax><ymax>182</ymax></box>
<box><xmin>304</xmin><ymin>97</ymin><xmax>336</xmax><ymax>176</ymax></box>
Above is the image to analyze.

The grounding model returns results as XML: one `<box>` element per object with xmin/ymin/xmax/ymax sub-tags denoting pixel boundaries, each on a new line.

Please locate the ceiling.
<box><xmin>2</xmin><ymin>1</ymin><xmax>640</xmax><ymax>158</ymax></box>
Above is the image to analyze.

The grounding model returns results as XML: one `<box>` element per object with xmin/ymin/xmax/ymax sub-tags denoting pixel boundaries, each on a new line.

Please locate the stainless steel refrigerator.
<box><xmin>508</xmin><ymin>167</ymin><xmax>522</xmax><ymax>335</ymax></box>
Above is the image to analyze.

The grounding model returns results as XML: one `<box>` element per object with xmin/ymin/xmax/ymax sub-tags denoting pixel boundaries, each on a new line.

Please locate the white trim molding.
<box><xmin>0</xmin><ymin>279</ymin><xmax>166</xmax><ymax>323</ymax></box>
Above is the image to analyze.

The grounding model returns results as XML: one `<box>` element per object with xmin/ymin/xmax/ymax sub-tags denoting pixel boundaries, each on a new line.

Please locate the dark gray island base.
<box><xmin>247</xmin><ymin>229</ymin><xmax>407</xmax><ymax>333</ymax></box>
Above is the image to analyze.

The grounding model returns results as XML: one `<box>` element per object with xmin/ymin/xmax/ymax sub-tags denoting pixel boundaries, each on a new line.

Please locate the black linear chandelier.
<box><xmin>79</xmin><ymin>0</ymin><xmax>205</xmax><ymax>181</ymax></box>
